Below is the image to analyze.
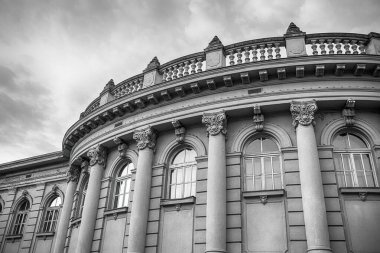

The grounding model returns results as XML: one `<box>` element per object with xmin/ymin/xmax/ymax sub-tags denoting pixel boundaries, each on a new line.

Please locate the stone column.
<box><xmin>290</xmin><ymin>101</ymin><xmax>332</xmax><ymax>253</ymax></box>
<box><xmin>52</xmin><ymin>161</ymin><xmax>81</xmax><ymax>253</ymax></box>
<box><xmin>76</xmin><ymin>145</ymin><xmax>107</xmax><ymax>253</ymax></box>
<box><xmin>202</xmin><ymin>111</ymin><xmax>227</xmax><ymax>253</ymax></box>
<box><xmin>127</xmin><ymin>127</ymin><xmax>157</xmax><ymax>253</ymax></box>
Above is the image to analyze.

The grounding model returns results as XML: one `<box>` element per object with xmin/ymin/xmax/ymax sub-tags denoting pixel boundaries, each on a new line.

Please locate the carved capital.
<box><xmin>113</xmin><ymin>137</ymin><xmax>129</xmax><ymax>158</ymax></box>
<box><xmin>87</xmin><ymin>144</ymin><xmax>107</xmax><ymax>167</ymax></box>
<box><xmin>202</xmin><ymin>111</ymin><xmax>227</xmax><ymax>136</ymax></box>
<box><xmin>133</xmin><ymin>127</ymin><xmax>157</xmax><ymax>150</ymax></box>
<box><xmin>290</xmin><ymin>100</ymin><xmax>318</xmax><ymax>127</ymax></box>
<box><xmin>67</xmin><ymin>165</ymin><xmax>81</xmax><ymax>183</ymax></box>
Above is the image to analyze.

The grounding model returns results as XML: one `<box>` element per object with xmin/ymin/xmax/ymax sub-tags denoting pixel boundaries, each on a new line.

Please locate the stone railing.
<box><xmin>80</xmin><ymin>23</ymin><xmax>380</xmax><ymax>117</ymax></box>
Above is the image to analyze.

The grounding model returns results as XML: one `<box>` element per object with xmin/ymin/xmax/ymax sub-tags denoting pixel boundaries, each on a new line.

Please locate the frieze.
<box><xmin>202</xmin><ymin>111</ymin><xmax>227</xmax><ymax>136</ymax></box>
<box><xmin>133</xmin><ymin>127</ymin><xmax>157</xmax><ymax>150</ymax></box>
<box><xmin>290</xmin><ymin>100</ymin><xmax>318</xmax><ymax>127</ymax></box>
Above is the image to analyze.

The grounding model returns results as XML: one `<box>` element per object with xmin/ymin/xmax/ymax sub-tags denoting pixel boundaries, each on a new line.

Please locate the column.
<box><xmin>202</xmin><ymin>111</ymin><xmax>227</xmax><ymax>253</ymax></box>
<box><xmin>76</xmin><ymin>145</ymin><xmax>107</xmax><ymax>253</ymax></box>
<box><xmin>52</xmin><ymin>160</ymin><xmax>82</xmax><ymax>253</ymax></box>
<box><xmin>290</xmin><ymin>100</ymin><xmax>332</xmax><ymax>253</ymax></box>
<box><xmin>127</xmin><ymin>127</ymin><xmax>157</xmax><ymax>253</ymax></box>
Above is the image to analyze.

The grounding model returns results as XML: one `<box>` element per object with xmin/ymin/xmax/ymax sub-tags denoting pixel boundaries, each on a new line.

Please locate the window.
<box><xmin>244</xmin><ymin>137</ymin><xmax>283</xmax><ymax>191</ymax></box>
<box><xmin>41</xmin><ymin>196</ymin><xmax>62</xmax><ymax>233</ymax></box>
<box><xmin>0</xmin><ymin>203</ymin><xmax>2</xmax><ymax>213</ymax></box>
<box><xmin>169</xmin><ymin>148</ymin><xmax>197</xmax><ymax>199</ymax></box>
<box><xmin>78</xmin><ymin>177</ymin><xmax>88</xmax><ymax>217</ymax></box>
<box><xmin>333</xmin><ymin>131</ymin><xmax>378</xmax><ymax>187</ymax></box>
<box><xmin>11</xmin><ymin>200</ymin><xmax>30</xmax><ymax>235</ymax></box>
<box><xmin>113</xmin><ymin>162</ymin><xmax>134</xmax><ymax>208</ymax></box>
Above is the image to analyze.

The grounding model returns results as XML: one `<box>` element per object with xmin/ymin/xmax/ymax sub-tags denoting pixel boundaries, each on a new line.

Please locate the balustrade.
<box><xmin>306</xmin><ymin>34</ymin><xmax>367</xmax><ymax>55</ymax></box>
<box><xmin>160</xmin><ymin>55</ymin><xmax>205</xmax><ymax>82</ymax></box>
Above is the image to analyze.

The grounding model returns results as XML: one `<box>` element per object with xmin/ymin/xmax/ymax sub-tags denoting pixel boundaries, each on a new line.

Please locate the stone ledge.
<box><xmin>160</xmin><ymin>196</ymin><xmax>196</xmax><ymax>206</ymax></box>
<box><xmin>242</xmin><ymin>189</ymin><xmax>285</xmax><ymax>199</ymax></box>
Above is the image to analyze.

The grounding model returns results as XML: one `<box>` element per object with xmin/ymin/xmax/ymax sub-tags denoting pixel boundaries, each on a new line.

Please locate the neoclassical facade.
<box><xmin>1</xmin><ymin>23</ymin><xmax>380</xmax><ymax>253</ymax></box>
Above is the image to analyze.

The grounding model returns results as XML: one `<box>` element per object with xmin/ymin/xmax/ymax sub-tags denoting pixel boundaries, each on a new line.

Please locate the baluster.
<box><xmin>274</xmin><ymin>43</ymin><xmax>281</xmax><ymax>59</ymax></box>
<box><xmin>244</xmin><ymin>46</ymin><xmax>250</xmax><ymax>63</ymax></box>
<box><xmin>162</xmin><ymin>69</ymin><xmax>167</xmax><ymax>82</ymax></box>
<box><xmin>358</xmin><ymin>41</ymin><xmax>365</xmax><ymax>54</ymax></box>
<box><xmin>134</xmin><ymin>80</ymin><xmax>140</xmax><ymax>91</ymax></box>
<box><xmin>138</xmin><ymin>78</ymin><xmax>143</xmax><ymax>90</ymax></box>
<box><xmin>196</xmin><ymin>58</ymin><xmax>203</xmax><ymax>73</ymax></box>
<box><xmin>351</xmin><ymin>40</ymin><xmax>358</xmax><ymax>54</ymax></box>
<box><xmin>184</xmin><ymin>61</ymin><xmax>190</xmax><ymax>76</ymax></box>
<box><xmin>267</xmin><ymin>43</ymin><xmax>273</xmax><ymax>59</ymax></box>
<box><xmin>343</xmin><ymin>40</ymin><xmax>351</xmax><ymax>54</ymax></box>
<box><xmin>190</xmin><ymin>59</ymin><xmax>197</xmax><ymax>74</ymax></box>
<box><xmin>167</xmin><ymin>67</ymin><xmax>173</xmax><ymax>81</ymax></box>
<box><xmin>335</xmin><ymin>39</ymin><xmax>342</xmax><ymax>54</ymax></box>
<box><xmin>311</xmin><ymin>40</ymin><xmax>318</xmax><ymax>55</ymax></box>
<box><xmin>236</xmin><ymin>48</ymin><xmax>243</xmax><ymax>64</ymax></box>
<box><xmin>327</xmin><ymin>39</ymin><xmax>334</xmax><ymax>54</ymax></box>
<box><xmin>252</xmin><ymin>45</ymin><xmax>258</xmax><ymax>61</ymax></box>
<box><xmin>228</xmin><ymin>50</ymin><xmax>235</xmax><ymax>65</ymax></box>
<box><xmin>128</xmin><ymin>82</ymin><xmax>134</xmax><ymax>93</ymax></box>
<box><xmin>178</xmin><ymin>63</ymin><xmax>184</xmax><ymax>78</ymax></box>
<box><xmin>259</xmin><ymin>44</ymin><xmax>266</xmax><ymax>60</ymax></box>
<box><xmin>319</xmin><ymin>39</ymin><xmax>326</xmax><ymax>55</ymax></box>
<box><xmin>172</xmin><ymin>65</ymin><xmax>178</xmax><ymax>79</ymax></box>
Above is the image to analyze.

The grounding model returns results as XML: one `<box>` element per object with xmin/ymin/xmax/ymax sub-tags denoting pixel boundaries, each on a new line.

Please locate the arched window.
<box><xmin>78</xmin><ymin>177</ymin><xmax>88</xmax><ymax>217</ymax></box>
<box><xmin>113</xmin><ymin>162</ymin><xmax>134</xmax><ymax>208</ymax></box>
<box><xmin>244</xmin><ymin>137</ymin><xmax>283</xmax><ymax>191</ymax></box>
<box><xmin>41</xmin><ymin>196</ymin><xmax>62</xmax><ymax>233</ymax></box>
<box><xmin>11</xmin><ymin>200</ymin><xmax>30</xmax><ymax>235</ymax></box>
<box><xmin>169</xmin><ymin>148</ymin><xmax>197</xmax><ymax>199</ymax></box>
<box><xmin>0</xmin><ymin>203</ymin><xmax>2</xmax><ymax>213</ymax></box>
<box><xmin>333</xmin><ymin>131</ymin><xmax>378</xmax><ymax>187</ymax></box>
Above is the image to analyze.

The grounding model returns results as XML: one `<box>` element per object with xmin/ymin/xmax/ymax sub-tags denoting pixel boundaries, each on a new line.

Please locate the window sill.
<box><xmin>70</xmin><ymin>217</ymin><xmax>81</xmax><ymax>227</ymax></box>
<box><xmin>5</xmin><ymin>234</ymin><xmax>22</xmax><ymax>240</ymax></box>
<box><xmin>242</xmin><ymin>189</ymin><xmax>285</xmax><ymax>199</ymax></box>
<box><xmin>36</xmin><ymin>232</ymin><xmax>55</xmax><ymax>238</ymax></box>
<box><xmin>339</xmin><ymin>187</ymin><xmax>380</xmax><ymax>195</ymax></box>
<box><xmin>104</xmin><ymin>207</ymin><xmax>128</xmax><ymax>217</ymax></box>
<box><xmin>161</xmin><ymin>196</ymin><xmax>196</xmax><ymax>206</ymax></box>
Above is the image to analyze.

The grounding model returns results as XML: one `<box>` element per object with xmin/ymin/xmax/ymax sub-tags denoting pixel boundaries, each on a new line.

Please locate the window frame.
<box><xmin>10</xmin><ymin>199</ymin><xmax>30</xmax><ymax>236</ymax></box>
<box><xmin>112</xmin><ymin>161</ymin><xmax>134</xmax><ymax>209</ymax></box>
<box><xmin>40</xmin><ymin>195</ymin><xmax>62</xmax><ymax>233</ymax></box>
<box><xmin>333</xmin><ymin>130</ymin><xmax>379</xmax><ymax>188</ymax></box>
<box><xmin>76</xmin><ymin>175</ymin><xmax>88</xmax><ymax>218</ymax></box>
<box><xmin>243</xmin><ymin>136</ymin><xmax>284</xmax><ymax>192</ymax></box>
<box><xmin>166</xmin><ymin>147</ymin><xmax>197</xmax><ymax>200</ymax></box>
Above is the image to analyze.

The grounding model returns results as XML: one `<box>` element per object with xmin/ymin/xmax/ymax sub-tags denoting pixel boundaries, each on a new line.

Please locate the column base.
<box><xmin>306</xmin><ymin>246</ymin><xmax>333</xmax><ymax>253</ymax></box>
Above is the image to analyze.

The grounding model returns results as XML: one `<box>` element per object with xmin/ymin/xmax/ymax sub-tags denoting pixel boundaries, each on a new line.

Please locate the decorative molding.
<box><xmin>342</xmin><ymin>99</ymin><xmax>356</xmax><ymax>126</ymax></box>
<box><xmin>253</xmin><ymin>105</ymin><xmax>264</xmax><ymax>132</ymax></box>
<box><xmin>133</xmin><ymin>126</ymin><xmax>157</xmax><ymax>150</ymax></box>
<box><xmin>359</xmin><ymin>192</ymin><xmax>367</xmax><ymax>201</ymax></box>
<box><xmin>202</xmin><ymin>111</ymin><xmax>227</xmax><ymax>136</ymax></box>
<box><xmin>113</xmin><ymin>137</ymin><xmax>129</xmax><ymax>158</ymax></box>
<box><xmin>81</xmin><ymin>160</ymin><xmax>89</xmax><ymax>175</ymax></box>
<box><xmin>87</xmin><ymin>144</ymin><xmax>107</xmax><ymax>167</ymax></box>
<box><xmin>285</xmin><ymin>22</ymin><xmax>303</xmax><ymax>35</ymax></box>
<box><xmin>290</xmin><ymin>100</ymin><xmax>318</xmax><ymax>127</ymax></box>
<box><xmin>172</xmin><ymin>119</ymin><xmax>186</xmax><ymax>143</ymax></box>
<box><xmin>67</xmin><ymin>165</ymin><xmax>81</xmax><ymax>183</ymax></box>
<box><xmin>260</xmin><ymin>195</ymin><xmax>268</xmax><ymax>205</ymax></box>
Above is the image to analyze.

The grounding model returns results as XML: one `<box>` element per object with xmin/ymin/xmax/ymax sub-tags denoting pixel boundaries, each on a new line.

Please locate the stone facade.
<box><xmin>1</xmin><ymin>24</ymin><xmax>380</xmax><ymax>253</ymax></box>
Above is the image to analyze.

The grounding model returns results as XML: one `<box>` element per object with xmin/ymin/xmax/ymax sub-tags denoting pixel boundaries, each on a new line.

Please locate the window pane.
<box><xmin>170</xmin><ymin>170</ymin><xmax>176</xmax><ymax>185</ymax></box>
<box><xmin>175</xmin><ymin>185</ymin><xmax>182</xmax><ymax>198</ymax></box>
<box><xmin>117</xmin><ymin>195</ymin><xmax>124</xmax><ymax>208</ymax></box>
<box><xmin>113</xmin><ymin>196</ymin><xmax>119</xmax><ymax>209</ymax></box>
<box><xmin>170</xmin><ymin>185</ymin><xmax>176</xmax><ymax>199</ymax></box>
<box><xmin>246</xmin><ymin>139</ymin><xmax>261</xmax><ymax>154</ymax></box>
<box><xmin>50</xmin><ymin>196</ymin><xmax>62</xmax><ymax>207</ymax></box>
<box><xmin>333</xmin><ymin>133</ymin><xmax>347</xmax><ymax>149</ymax></box>
<box><xmin>245</xmin><ymin>159</ymin><xmax>253</xmax><ymax>176</ymax></box>
<box><xmin>272</xmin><ymin>157</ymin><xmax>281</xmax><ymax>174</ymax></box>
<box><xmin>264</xmin><ymin>157</ymin><xmax>272</xmax><ymax>175</ymax></box>
<box><xmin>246</xmin><ymin>177</ymin><xmax>253</xmax><ymax>191</ymax></box>
<box><xmin>184</xmin><ymin>183</ymin><xmax>191</xmax><ymax>197</ymax></box>
<box><xmin>191</xmin><ymin>166</ymin><xmax>197</xmax><ymax>182</ymax></box>
<box><xmin>265</xmin><ymin>174</ymin><xmax>273</xmax><ymax>190</ymax></box>
<box><xmin>253</xmin><ymin>158</ymin><xmax>261</xmax><ymax>176</ymax></box>
<box><xmin>184</xmin><ymin>149</ymin><xmax>197</xmax><ymax>162</ymax></box>
<box><xmin>184</xmin><ymin>166</ymin><xmax>192</xmax><ymax>183</ymax></box>
<box><xmin>262</xmin><ymin>138</ymin><xmax>278</xmax><ymax>152</ymax></box>
<box><xmin>124</xmin><ymin>193</ymin><xmax>129</xmax><ymax>207</ymax></box>
<box><xmin>273</xmin><ymin>174</ymin><xmax>282</xmax><ymax>189</ymax></box>
<box><xmin>176</xmin><ymin>168</ymin><xmax>184</xmax><ymax>184</ymax></box>
<box><xmin>191</xmin><ymin>183</ymin><xmax>196</xmax><ymax>196</ymax></box>
<box><xmin>354</xmin><ymin>155</ymin><xmax>366</xmax><ymax>187</ymax></box>
<box><xmin>172</xmin><ymin>150</ymin><xmax>186</xmax><ymax>164</ymax></box>
<box><xmin>254</xmin><ymin>177</ymin><xmax>262</xmax><ymax>191</ymax></box>
<box><xmin>348</xmin><ymin>133</ymin><xmax>367</xmax><ymax>148</ymax></box>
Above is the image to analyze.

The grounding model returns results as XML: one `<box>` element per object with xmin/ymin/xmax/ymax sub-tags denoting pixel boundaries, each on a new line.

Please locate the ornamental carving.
<box><xmin>113</xmin><ymin>137</ymin><xmax>128</xmax><ymax>158</ymax></box>
<box><xmin>202</xmin><ymin>111</ymin><xmax>227</xmax><ymax>136</ymax></box>
<box><xmin>133</xmin><ymin>127</ymin><xmax>157</xmax><ymax>150</ymax></box>
<box><xmin>172</xmin><ymin>120</ymin><xmax>186</xmax><ymax>143</ymax></box>
<box><xmin>342</xmin><ymin>99</ymin><xmax>356</xmax><ymax>126</ymax></box>
<box><xmin>253</xmin><ymin>105</ymin><xmax>264</xmax><ymax>132</ymax></box>
<box><xmin>87</xmin><ymin>144</ymin><xmax>107</xmax><ymax>167</ymax></box>
<box><xmin>290</xmin><ymin>100</ymin><xmax>318</xmax><ymax>127</ymax></box>
<box><xmin>67</xmin><ymin>165</ymin><xmax>81</xmax><ymax>183</ymax></box>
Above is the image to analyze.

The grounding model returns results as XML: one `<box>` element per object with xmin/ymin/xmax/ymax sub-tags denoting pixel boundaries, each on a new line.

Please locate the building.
<box><xmin>0</xmin><ymin>23</ymin><xmax>380</xmax><ymax>253</ymax></box>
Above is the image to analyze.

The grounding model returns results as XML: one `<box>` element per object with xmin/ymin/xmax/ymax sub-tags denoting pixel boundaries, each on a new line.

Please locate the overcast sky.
<box><xmin>0</xmin><ymin>0</ymin><xmax>379</xmax><ymax>164</ymax></box>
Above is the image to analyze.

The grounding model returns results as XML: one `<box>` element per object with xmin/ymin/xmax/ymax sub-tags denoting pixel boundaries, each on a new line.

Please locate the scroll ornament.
<box><xmin>290</xmin><ymin>100</ymin><xmax>318</xmax><ymax>127</ymax></box>
<box><xmin>202</xmin><ymin>111</ymin><xmax>227</xmax><ymax>136</ymax></box>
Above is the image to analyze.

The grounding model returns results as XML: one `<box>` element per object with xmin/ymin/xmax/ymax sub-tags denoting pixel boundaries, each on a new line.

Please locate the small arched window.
<box><xmin>169</xmin><ymin>148</ymin><xmax>197</xmax><ymax>199</ymax></box>
<box><xmin>244</xmin><ymin>137</ymin><xmax>283</xmax><ymax>191</ymax></box>
<box><xmin>78</xmin><ymin>177</ymin><xmax>88</xmax><ymax>217</ymax></box>
<box><xmin>41</xmin><ymin>196</ymin><xmax>62</xmax><ymax>233</ymax></box>
<box><xmin>11</xmin><ymin>199</ymin><xmax>30</xmax><ymax>235</ymax></box>
<box><xmin>0</xmin><ymin>203</ymin><xmax>2</xmax><ymax>213</ymax></box>
<box><xmin>333</xmin><ymin>131</ymin><xmax>378</xmax><ymax>187</ymax></box>
<box><xmin>113</xmin><ymin>162</ymin><xmax>134</xmax><ymax>209</ymax></box>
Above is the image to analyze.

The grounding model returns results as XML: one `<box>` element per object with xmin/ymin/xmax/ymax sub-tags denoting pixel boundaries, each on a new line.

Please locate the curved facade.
<box><xmin>1</xmin><ymin>23</ymin><xmax>380</xmax><ymax>253</ymax></box>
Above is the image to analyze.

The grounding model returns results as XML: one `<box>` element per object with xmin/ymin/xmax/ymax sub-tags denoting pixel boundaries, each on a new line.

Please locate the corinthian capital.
<box><xmin>133</xmin><ymin>127</ymin><xmax>157</xmax><ymax>150</ymax></box>
<box><xmin>87</xmin><ymin>144</ymin><xmax>107</xmax><ymax>167</ymax></box>
<box><xmin>202</xmin><ymin>111</ymin><xmax>227</xmax><ymax>136</ymax></box>
<box><xmin>290</xmin><ymin>100</ymin><xmax>318</xmax><ymax>127</ymax></box>
<box><xmin>67</xmin><ymin>165</ymin><xmax>81</xmax><ymax>183</ymax></box>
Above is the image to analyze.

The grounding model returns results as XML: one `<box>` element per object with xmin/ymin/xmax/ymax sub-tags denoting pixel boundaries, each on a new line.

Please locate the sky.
<box><xmin>0</xmin><ymin>0</ymin><xmax>379</xmax><ymax>164</ymax></box>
